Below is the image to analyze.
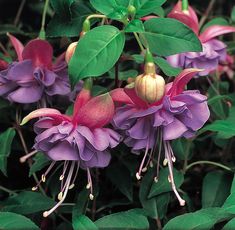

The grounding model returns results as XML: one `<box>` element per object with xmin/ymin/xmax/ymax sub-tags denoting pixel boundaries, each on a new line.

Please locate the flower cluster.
<box><xmin>167</xmin><ymin>0</ymin><xmax>235</xmax><ymax>76</ymax></box>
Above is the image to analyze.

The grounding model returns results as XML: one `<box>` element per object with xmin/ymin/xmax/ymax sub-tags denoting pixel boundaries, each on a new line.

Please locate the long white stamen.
<box><xmin>69</xmin><ymin>162</ymin><xmax>80</xmax><ymax>189</ymax></box>
<box><xmin>136</xmin><ymin>139</ymin><xmax>149</xmax><ymax>179</ymax></box>
<box><xmin>43</xmin><ymin>162</ymin><xmax>75</xmax><ymax>217</ymax></box>
<box><xmin>156</xmin><ymin>130</ymin><xmax>162</xmax><ymax>180</ymax></box>
<box><xmin>41</xmin><ymin>161</ymin><xmax>56</xmax><ymax>183</ymax></box>
<box><xmin>165</xmin><ymin>141</ymin><xmax>185</xmax><ymax>206</ymax></box>
<box><xmin>20</xmin><ymin>150</ymin><xmax>37</xmax><ymax>163</ymax></box>
<box><xmin>60</xmin><ymin>161</ymin><xmax>69</xmax><ymax>181</ymax></box>
<box><xmin>87</xmin><ymin>168</ymin><xmax>94</xmax><ymax>199</ymax></box>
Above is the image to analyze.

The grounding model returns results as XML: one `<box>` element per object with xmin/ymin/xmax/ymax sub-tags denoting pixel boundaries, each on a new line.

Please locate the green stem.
<box><xmin>0</xmin><ymin>185</ymin><xmax>17</xmax><ymax>195</ymax></box>
<box><xmin>182</xmin><ymin>0</ymin><xmax>189</xmax><ymax>11</ymax></box>
<box><xmin>39</xmin><ymin>0</ymin><xmax>50</xmax><ymax>39</ymax></box>
<box><xmin>186</xmin><ymin>160</ymin><xmax>232</xmax><ymax>172</ymax></box>
<box><xmin>133</xmin><ymin>32</ymin><xmax>145</xmax><ymax>52</ymax></box>
<box><xmin>182</xmin><ymin>140</ymin><xmax>192</xmax><ymax>173</ymax></box>
<box><xmin>86</xmin><ymin>14</ymin><xmax>107</xmax><ymax>21</ymax></box>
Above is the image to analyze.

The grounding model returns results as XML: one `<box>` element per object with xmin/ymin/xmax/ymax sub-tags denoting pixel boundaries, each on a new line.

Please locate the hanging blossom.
<box><xmin>167</xmin><ymin>0</ymin><xmax>235</xmax><ymax>76</ymax></box>
<box><xmin>0</xmin><ymin>34</ymin><xmax>70</xmax><ymax>103</ymax></box>
<box><xmin>21</xmin><ymin>84</ymin><xmax>121</xmax><ymax>217</ymax></box>
<box><xmin>111</xmin><ymin>68</ymin><xmax>210</xmax><ymax>206</ymax></box>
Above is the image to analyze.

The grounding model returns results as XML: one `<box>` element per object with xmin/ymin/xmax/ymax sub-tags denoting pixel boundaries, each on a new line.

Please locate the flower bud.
<box><xmin>65</xmin><ymin>42</ymin><xmax>77</xmax><ymax>63</ymax></box>
<box><xmin>135</xmin><ymin>63</ymin><xmax>165</xmax><ymax>103</ymax></box>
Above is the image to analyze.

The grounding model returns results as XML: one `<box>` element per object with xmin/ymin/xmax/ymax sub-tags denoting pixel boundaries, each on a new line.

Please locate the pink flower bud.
<box><xmin>65</xmin><ymin>42</ymin><xmax>78</xmax><ymax>63</ymax></box>
<box><xmin>135</xmin><ymin>63</ymin><xmax>165</xmax><ymax>103</ymax></box>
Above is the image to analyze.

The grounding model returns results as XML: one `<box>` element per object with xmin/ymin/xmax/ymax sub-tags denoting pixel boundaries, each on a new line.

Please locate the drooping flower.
<box><xmin>217</xmin><ymin>54</ymin><xmax>235</xmax><ymax>79</ymax></box>
<box><xmin>21</xmin><ymin>83</ymin><xmax>121</xmax><ymax>216</ymax></box>
<box><xmin>111</xmin><ymin>68</ymin><xmax>210</xmax><ymax>206</ymax></box>
<box><xmin>167</xmin><ymin>1</ymin><xmax>235</xmax><ymax>76</ymax></box>
<box><xmin>0</xmin><ymin>34</ymin><xmax>70</xmax><ymax>103</ymax></box>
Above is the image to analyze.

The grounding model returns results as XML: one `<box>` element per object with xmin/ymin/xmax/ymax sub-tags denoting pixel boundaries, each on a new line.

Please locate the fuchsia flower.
<box><xmin>0</xmin><ymin>34</ymin><xmax>70</xmax><ymax>103</ymax></box>
<box><xmin>21</xmin><ymin>85</ymin><xmax>121</xmax><ymax>216</ymax></box>
<box><xmin>217</xmin><ymin>54</ymin><xmax>235</xmax><ymax>79</ymax></box>
<box><xmin>111</xmin><ymin>68</ymin><xmax>210</xmax><ymax>206</ymax></box>
<box><xmin>167</xmin><ymin>1</ymin><xmax>235</xmax><ymax>76</ymax></box>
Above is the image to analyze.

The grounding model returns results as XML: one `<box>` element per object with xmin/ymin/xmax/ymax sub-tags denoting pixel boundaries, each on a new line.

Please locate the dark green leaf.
<box><xmin>0</xmin><ymin>24</ymin><xmax>25</xmax><ymax>35</ymax></box>
<box><xmin>222</xmin><ymin>218</ymin><xmax>235</xmax><ymax>230</ymax></box>
<box><xmin>154</xmin><ymin>57</ymin><xmax>181</xmax><ymax>77</ymax></box>
<box><xmin>125</xmin><ymin>19</ymin><xmax>145</xmax><ymax>33</ymax></box>
<box><xmin>90</xmin><ymin>0</ymin><xmax>129</xmax><ymax>16</ymax></box>
<box><xmin>29</xmin><ymin>152</ymin><xmax>50</xmax><ymax>177</ymax></box>
<box><xmin>107</xmin><ymin>163</ymin><xmax>133</xmax><ymax>201</ymax></box>
<box><xmin>95</xmin><ymin>209</ymin><xmax>149</xmax><ymax>230</ymax></box>
<box><xmin>222</xmin><ymin>193</ymin><xmax>235</xmax><ymax>214</ymax></box>
<box><xmin>149</xmin><ymin>167</ymin><xmax>184</xmax><ymax>198</ymax></box>
<box><xmin>1</xmin><ymin>191</ymin><xmax>55</xmax><ymax>214</ymax></box>
<box><xmin>0</xmin><ymin>212</ymin><xmax>39</xmax><ymax>230</ymax></box>
<box><xmin>133</xmin><ymin>0</ymin><xmax>166</xmax><ymax>18</ymax></box>
<box><xmin>139</xmin><ymin>167</ymin><xmax>170</xmax><ymax>219</ymax></box>
<box><xmin>69</xmin><ymin>25</ymin><xmax>125</xmax><ymax>85</ymax></box>
<box><xmin>0</xmin><ymin>128</ymin><xmax>16</xmax><ymax>176</ymax></box>
<box><xmin>142</xmin><ymin>18</ymin><xmax>202</xmax><ymax>56</ymax></box>
<box><xmin>47</xmin><ymin>0</ymin><xmax>94</xmax><ymax>37</ymax></box>
<box><xmin>108</xmin><ymin>69</ymin><xmax>138</xmax><ymax>80</ymax></box>
<box><xmin>163</xmin><ymin>208</ymin><xmax>231</xmax><ymax>230</ymax></box>
<box><xmin>172</xmin><ymin>138</ymin><xmax>193</xmax><ymax>161</ymax></box>
<box><xmin>72</xmin><ymin>188</ymin><xmax>89</xmax><ymax>225</ymax></box>
<box><xmin>73</xmin><ymin>215</ymin><xmax>98</xmax><ymax>230</ymax></box>
<box><xmin>202</xmin><ymin>171</ymin><xmax>231</xmax><ymax>208</ymax></box>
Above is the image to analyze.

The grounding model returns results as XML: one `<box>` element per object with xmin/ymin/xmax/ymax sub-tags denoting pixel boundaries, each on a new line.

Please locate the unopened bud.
<box><xmin>65</xmin><ymin>42</ymin><xmax>78</xmax><ymax>63</ymax></box>
<box><xmin>135</xmin><ymin>63</ymin><xmax>165</xmax><ymax>103</ymax></box>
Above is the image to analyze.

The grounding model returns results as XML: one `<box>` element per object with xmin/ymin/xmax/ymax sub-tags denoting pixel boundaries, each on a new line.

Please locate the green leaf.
<box><xmin>222</xmin><ymin>218</ymin><xmax>235</xmax><ymax>230</ymax></box>
<box><xmin>90</xmin><ymin>0</ymin><xmax>129</xmax><ymax>16</ymax></box>
<box><xmin>154</xmin><ymin>57</ymin><xmax>181</xmax><ymax>77</ymax></box>
<box><xmin>0</xmin><ymin>212</ymin><xmax>39</xmax><ymax>230</ymax></box>
<box><xmin>208</xmin><ymin>95</ymin><xmax>232</xmax><ymax>106</ymax></box>
<box><xmin>108</xmin><ymin>69</ymin><xmax>138</xmax><ymax>80</ymax></box>
<box><xmin>125</xmin><ymin>19</ymin><xmax>145</xmax><ymax>33</ymax></box>
<box><xmin>29</xmin><ymin>152</ymin><xmax>50</xmax><ymax>177</ymax></box>
<box><xmin>139</xmin><ymin>167</ymin><xmax>170</xmax><ymax>219</ymax></box>
<box><xmin>95</xmin><ymin>209</ymin><xmax>149</xmax><ymax>230</ymax></box>
<box><xmin>202</xmin><ymin>171</ymin><xmax>231</xmax><ymax>208</ymax></box>
<box><xmin>222</xmin><ymin>193</ymin><xmax>235</xmax><ymax>214</ymax></box>
<box><xmin>1</xmin><ymin>191</ymin><xmax>55</xmax><ymax>215</ymax></box>
<box><xmin>73</xmin><ymin>215</ymin><xmax>98</xmax><ymax>230</ymax></box>
<box><xmin>47</xmin><ymin>0</ymin><xmax>94</xmax><ymax>37</ymax></box>
<box><xmin>72</xmin><ymin>188</ymin><xmax>89</xmax><ymax>226</ymax></box>
<box><xmin>148</xmin><ymin>167</ymin><xmax>184</xmax><ymax>198</ymax></box>
<box><xmin>172</xmin><ymin>138</ymin><xmax>193</xmax><ymax>161</ymax></box>
<box><xmin>0</xmin><ymin>128</ymin><xmax>16</xmax><ymax>176</ymax></box>
<box><xmin>201</xmin><ymin>17</ymin><xmax>229</xmax><ymax>32</ymax></box>
<box><xmin>163</xmin><ymin>208</ymin><xmax>231</xmax><ymax>230</ymax></box>
<box><xmin>69</xmin><ymin>25</ymin><xmax>125</xmax><ymax>85</ymax></box>
<box><xmin>231</xmin><ymin>6</ymin><xmax>235</xmax><ymax>22</ymax></box>
<box><xmin>142</xmin><ymin>18</ymin><xmax>202</xmax><ymax>56</ymax></box>
<box><xmin>106</xmin><ymin>163</ymin><xmax>133</xmax><ymax>201</ymax></box>
<box><xmin>133</xmin><ymin>0</ymin><xmax>166</xmax><ymax>18</ymax></box>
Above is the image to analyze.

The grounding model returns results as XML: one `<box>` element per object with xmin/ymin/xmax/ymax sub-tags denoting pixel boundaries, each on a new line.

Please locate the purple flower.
<box><xmin>111</xmin><ymin>69</ymin><xmax>210</xmax><ymax>206</ymax></box>
<box><xmin>167</xmin><ymin>1</ymin><xmax>235</xmax><ymax>76</ymax></box>
<box><xmin>0</xmin><ymin>34</ymin><xmax>70</xmax><ymax>103</ymax></box>
<box><xmin>167</xmin><ymin>39</ymin><xmax>227</xmax><ymax>76</ymax></box>
<box><xmin>21</xmin><ymin>86</ymin><xmax>121</xmax><ymax>216</ymax></box>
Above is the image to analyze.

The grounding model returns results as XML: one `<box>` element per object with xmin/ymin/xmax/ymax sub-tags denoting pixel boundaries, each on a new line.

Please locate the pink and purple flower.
<box><xmin>21</xmin><ymin>84</ymin><xmax>121</xmax><ymax>216</ymax></box>
<box><xmin>167</xmin><ymin>1</ymin><xmax>235</xmax><ymax>76</ymax></box>
<box><xmin>0</xmin><ymin>34</ymin><xmax>70</xmax><ymax>103</ymax></box>
<box><xmin>111</xmin><ymin>68</ymin><xmax>210</xmax><ymax>206</ymax></box>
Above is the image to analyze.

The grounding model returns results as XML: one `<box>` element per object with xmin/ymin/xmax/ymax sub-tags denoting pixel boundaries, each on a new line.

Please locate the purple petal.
<box><xmin>7</xmin><ymin>84</ymin><xmax>43</xmax><ymax>103</ymax></box>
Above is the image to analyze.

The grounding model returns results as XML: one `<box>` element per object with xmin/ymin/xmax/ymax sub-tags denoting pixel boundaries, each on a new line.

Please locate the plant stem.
<box><xmin>39</xmin><ymin>0</ymin><xmax>50</xmax><ymax>39</ymax></box>
<box><xmin>182</xmin><ymin>140</ymin><xmax>192</xmax><ymax>173</ymax></box>
<box><xmin>199</xmin><ymin>0</ymin><xmax>216</xmax><ymax>28</ymax></box>
<box><xmin>86</xmin><ymin>14</ymin><xmax>107</xmax><ymax>21</ymax></box>
<box><xmin>133</xmin><ymin>32</ymin><xmax>145</xmax><ymax>52</ymax></box>
<box><xmin>185</xmin><ymin>160</ymin><xmax>232</xmax><ymax>172</ymax></box>
<box><xmin>0</xmin><ymin>185</ymin><xmax>17</xmax><ymax>195</ymax></box>
<box><xmin>14</xmin><ymin>0</ymin><xmax>26</xmax><ymax>26</ymax></box>
<box><xmin>182</xmin><ymin>0</ymin><xmax>189</xmax><ymax>11</ymax></box>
